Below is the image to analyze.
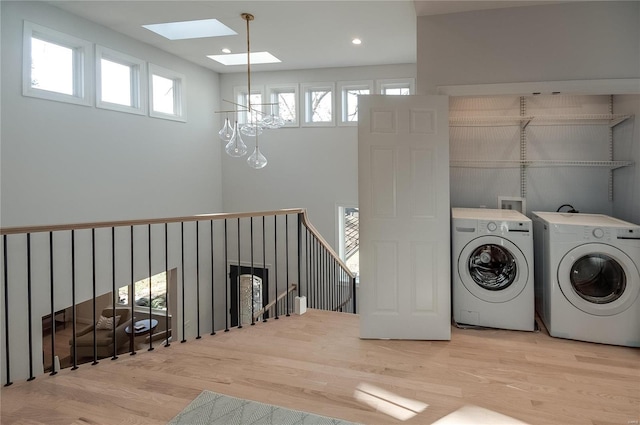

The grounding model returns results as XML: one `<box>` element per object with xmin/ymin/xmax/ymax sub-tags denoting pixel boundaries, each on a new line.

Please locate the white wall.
<box><xmin>220</xmin><ymin>64</ymin><xmax>416</xmax><ymax>249</ymax></box>
<box><xmin>1</xmin><ymin>1</ymin><xmax>223</xmax><ymax>228</ymax></box>
<box><xmin>0</xmin><ymin>1</ymin><xmax>224</xmax><ymax>382</ymax></box>
<box><xmin>417</xmin><ymin>1</ymin><xmax>640</xmax><ymax>95</ymax></box>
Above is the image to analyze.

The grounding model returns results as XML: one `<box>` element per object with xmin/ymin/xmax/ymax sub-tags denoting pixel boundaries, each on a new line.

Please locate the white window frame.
<box><xmin>96</xmin><ymin>45</ymin><xmax>146</xmax><ymax>115</ymax></box>
<box><xmin>266</xmin><ymin>84</ymin><xmax>299</xmax><ymax>127</ymax></box>
<box><xmin>148</xmin><ymin>63</ymin><xmax>186</xmax><ymax>122</ymax></box>
<box><xmin>22</xmin><ymin>21</ymin><xmax>93</xmax><ymax>106</ymax></box>
<box><xmin>232</xmin><ymin>85</ymin><xmax>265</xmax><ymax>126</ymax></box>
<box><xmin>338</xmin><ymin>80</ymin><xmax>373</xmax><ymax>126</ymax></box>
<box><xmin>376</xmin><ymin>78</ymin><xmax>415</xmax><ymax>95</ymax></box>
<box><xmin>302</xmin><ymin>82</ymin><xmax>336</xmax><ymax>127</ymax></box>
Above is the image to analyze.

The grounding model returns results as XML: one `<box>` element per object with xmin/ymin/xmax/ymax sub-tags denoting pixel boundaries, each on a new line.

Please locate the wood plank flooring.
<box><xmin>1</xmin><ymin>309</ymin><xmax>639</xmax><ymax>425</ymax></box>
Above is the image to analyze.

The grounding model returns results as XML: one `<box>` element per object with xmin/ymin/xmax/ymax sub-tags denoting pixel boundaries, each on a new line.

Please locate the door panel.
<box><xmin>359</xmin><ymin>95</ymin><xmax>450</xmax><ymax>340</ymax></box>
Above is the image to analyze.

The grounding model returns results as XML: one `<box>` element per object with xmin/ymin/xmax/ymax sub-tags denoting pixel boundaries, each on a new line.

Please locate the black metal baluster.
<box><xmin>211</xmin><ymin>220</ymin><xmax>216</xmax><ymax>335</ymax></box>
<box><xmin>91</xmin><ymin>229</ymin><xmax>98</xmax><ymax>366</ymax></box>
<box><xmin>3</xmin><ymin>235</ymin><xmax>12</xmax><ymax>386</ymax></box>
<box><xmin>297</xmin><ymin>213</ymin><xmax>302</xmax><ymax>301</ymax></box>
<box><xmin>262</xmin><ymin>216</ymin><xmax>267</xmax><ymax>323</ymax></box>
<box><xmin>26</xmin><ymin>234</ymin><xmax>34</xmax><ymax>381</ymax></box>
<box><xmin>164</xmin><ymin>223</ymin><xmax>170</xmax><ymax>347</ymax></box>
<box><xmin>321</xmin><ymin>240</ymin><xmax>324</xmax><ymax>309</ymax></box>
<box><xmin>148</xmin><ymin>224</ymin><xmax>154</xmax><ymax>351</ymax></box>
<box><xmin>312</xmin><ymin>238</ymin><xmax>317</xmax><ymax>310</ymax></box>
<box><xmin>181</xmin><ymin>222</ymin><xmax>186</xmax><ymax>343</ymax></box>
<box><xmin>250</xmin><ymin>217</ymin><xmax>255</xmax><ymax>326</ymax></box>
<box><xmin>196</xmin><ymin>221</ymin><xmax>201</xmax><ymax>339</ymax></box>
<box><xmin>304</xmin><ymin>227</ymin><xmax>315</xmax><ymax>307</ymax></box>
<box><xmin>224</xmin><ymin>219</ymin><xmax>229</xmax><ymax>332</ymax></box>
<box><xmin>352</xmin><ymin>275</ymin><xmax>357</xmax><ymax>314</ymax></box>
<box><xmin>237</xmin><ymin>218</ymin><xmax>242</xmax><ymax>329</ymax></box>
<box><xmin>112</xmin><ymin>227</ymin><xmax>118</xmax><ymax>359</ymax></box>
<box><xmin>49</xmin><ymin>232</ymin><xmax>57</xmax><ymax>375</ymax></box>
<box><xmin>285</xmin><ymin>215</ymin><xmax>290</xmax><ymax>317</ymax></box>
<box><xmin>274</xmin><ymin>215</ymin><xmax>279</xmax><ymax>320</ymax></box>
<box><xmin>130</xmin><ymin>226</ymin><xmax>136</xmax><ymax>356</ymax></box>
<box><xmin>315</xmin><ymin>238</ymin><xmax>327</xmax><ymax>310</ymax></box>
<box><xmin>71</xmin><ymin>230</ymin><xmax>78</xmax><ymax>370</ymax></box>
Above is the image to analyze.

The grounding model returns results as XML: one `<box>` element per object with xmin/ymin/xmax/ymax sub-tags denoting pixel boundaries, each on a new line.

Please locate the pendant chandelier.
<box><xmin>217</xmin><ymin>13</ymin><xmax>284</xmax><ymax>169</ymax></box>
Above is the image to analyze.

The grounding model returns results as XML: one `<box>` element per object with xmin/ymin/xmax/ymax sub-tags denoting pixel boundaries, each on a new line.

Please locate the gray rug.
<box><xmin>168</xmin><ymin>390</ymin><xmax>362</xmax><ymax>425</ymax></box>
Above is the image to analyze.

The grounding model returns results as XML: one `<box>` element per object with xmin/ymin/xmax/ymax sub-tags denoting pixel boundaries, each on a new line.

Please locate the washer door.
<box><xmin>557</xmin><ymin>243</ymin><xmax>640</xmax><ymax>316</ymax></box>
<box><xmin>458</xmin><ymin>235</ymin><xmax>529</xmax><ymax>303</ymax></box>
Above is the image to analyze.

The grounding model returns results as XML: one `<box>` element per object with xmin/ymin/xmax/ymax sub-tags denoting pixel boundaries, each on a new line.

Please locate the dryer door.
<box><xmin>458</xmin><ymin>235</ymin><xmax>529</xmax><ymax>303</ymax></box>
<box><xmin>557</xmin><ymin>243</ymin><xmax>640</xmax><ymax>316</ymax></box>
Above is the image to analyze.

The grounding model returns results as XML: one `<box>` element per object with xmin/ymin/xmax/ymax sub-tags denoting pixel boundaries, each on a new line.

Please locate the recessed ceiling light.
<box><xmin>143</xmin><ymin>18</ymin><xmax>237</xmax><ymax>40</ymax></box>
<box><xmin>222</xmin><ymin>48</ymin><xmax>231</xmax><ymax>54</ymax></box>
<box><xmin>352</xmin><ymin>38</ymin><xmax>362</xmax><ymax>45</ymax></box>
<box><xmin>208</xmin><ymin>51</ymin><xmax>281</xmax><ymax>66</ymax></box>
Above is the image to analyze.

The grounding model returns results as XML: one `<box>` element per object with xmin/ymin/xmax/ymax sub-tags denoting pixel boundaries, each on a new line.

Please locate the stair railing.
<box><xmin>1</xmin><ymin>209</ymin><xmax>356</xmax><ymax>385</ymax></box>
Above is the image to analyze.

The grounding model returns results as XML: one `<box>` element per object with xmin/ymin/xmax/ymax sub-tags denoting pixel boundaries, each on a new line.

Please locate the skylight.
<box><xmin>207</xmin><ymin>51</ymin><xmax>281</xmax><ymax>66</ymax></box>
<box><xmin>143</xmin><ymin>18</ymin><xmax>236</xmax><ymax>40</ymax></box>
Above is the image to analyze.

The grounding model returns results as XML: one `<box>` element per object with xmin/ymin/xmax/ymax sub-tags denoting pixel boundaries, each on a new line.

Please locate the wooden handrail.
<box><xmin>0</xmin><ymin>208</ymin><xmax>305</xmax><ymax>235</ymax></box>
<box><xmin>253</xmin><ymin>284</ymin><xmax>297</xmax><ymax>320</ymax></box>
<box><xmin>1</xmin><ymin>208</ymin><xmax>356</xmax><ymax>280</ymax></box>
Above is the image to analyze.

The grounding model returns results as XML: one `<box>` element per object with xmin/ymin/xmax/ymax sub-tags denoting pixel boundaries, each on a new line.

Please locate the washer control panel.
<box><xmin>583</xmin><ymin>226</ymin><xmax>611</xmax><ymax>241</ymax></box>
<box><xmin>479</xmin><ymin>220</ymin><xmax>530</xmax><ymax>234</ymax></box>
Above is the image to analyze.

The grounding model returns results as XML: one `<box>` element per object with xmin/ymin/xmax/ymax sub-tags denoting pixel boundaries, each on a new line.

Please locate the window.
<box><xmin>302</xmin><ymin>82</ymin><xmax>335</xmax><ymax>126</ymax></box>
<box><xmin>118</xmin><ymin>271</ymin><xmax>167</xmax><ymax>312</ymax></box>
<box><xmin>337</xmin><ymin>206</ymin><xmax>360</xmax><ymax>280</ymax></box>
<box><xmin>96</xmin><ymin>46</ymin><xmax>145</xmax><ymax>115</ymax></box>
<box><xmin>23</xmin><ymin>21</ymin><xmax>92</xmax><ymax>106</ymax></box>
<box><xmin>376</xmin><ymin>78</ymin><xmax>415</xmax><ymax>95</ymax></box>
<box><xmin>338</xmin><ymin>81</ymin><xmax>373</xmax><ymax>125</ymax></box>
<box><xmin>149</xmin><ymin>64</ymin><xmax>186</xmax><ymax>121</ymax></box>
<box><xmin>233</xmin><ymin>86</ymin><xmax>264</xmax><ymax>126</ymax></box>
<box><xmin>267</xmin><ymin>84</ymin><xmax>299</xmax><ymax>127</ymax></box>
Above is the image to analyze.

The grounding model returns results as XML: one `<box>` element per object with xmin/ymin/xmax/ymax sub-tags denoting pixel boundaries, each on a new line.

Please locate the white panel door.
<box><xmin>358</xmin><ymin>95</ymin><xmax>450</xmax><ymax>340</ymax></box>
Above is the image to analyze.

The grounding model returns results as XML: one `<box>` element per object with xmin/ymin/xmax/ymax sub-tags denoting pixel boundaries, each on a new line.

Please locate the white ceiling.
<box><xmin>50</xmin><ymin>1</ymin><xmax>563</xmax><ymax>74</ymax></box>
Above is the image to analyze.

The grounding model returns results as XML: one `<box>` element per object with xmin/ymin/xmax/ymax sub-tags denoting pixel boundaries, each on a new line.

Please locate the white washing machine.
<box><xmin>452</xmin><ymin>208</ymin><xmax>535</xmax><ymax>331</ymax></box>
<box><xmin>533</xmin><ymin>212</ymin><xmax>640</xmax><ymax>347</ymax></box>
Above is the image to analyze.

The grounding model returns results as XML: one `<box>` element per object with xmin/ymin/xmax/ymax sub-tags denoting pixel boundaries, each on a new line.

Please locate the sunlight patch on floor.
<box><xmin>431</xmin><ymin>405</ymin><xmax>530</xmax><ymax>424</ymax></box>
<box><xmin>354</xmin><ymin>383</ymin><xmax>428</xmax><ymax>421</ymax></box>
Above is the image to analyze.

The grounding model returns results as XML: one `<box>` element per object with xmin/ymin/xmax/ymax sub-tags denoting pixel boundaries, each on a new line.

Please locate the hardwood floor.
<box><xmin>2</xmin><ymin>309</ymin><xmax>639</xmax><ymax>425</ymax></box>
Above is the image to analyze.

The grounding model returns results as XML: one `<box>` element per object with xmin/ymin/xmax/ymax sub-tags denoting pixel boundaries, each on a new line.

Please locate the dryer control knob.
<box><xmin>592</xmin><ymin>228</ymin><xmax>604</xmax><ymax>238</ymax></box>
<box><xmin>487</xmin><ymin>222</ymin><xmax>497</xmax><ymax>231</ymax></box>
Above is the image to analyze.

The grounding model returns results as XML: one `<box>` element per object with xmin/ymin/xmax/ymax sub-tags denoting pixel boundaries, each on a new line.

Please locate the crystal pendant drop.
<box><xmin>225</xmin><ymin>122</ymin><xmax>248</xmax><ymax>157</ymax></box>
<box><xmin>218</xmin><ymin>117</ymin><xmax>234</xmax><ymax>142</ymax></box>
<box><xmin>247</xmin><ymin>146</ymin><xmax>267</xmax><ymax>169</ymax></box>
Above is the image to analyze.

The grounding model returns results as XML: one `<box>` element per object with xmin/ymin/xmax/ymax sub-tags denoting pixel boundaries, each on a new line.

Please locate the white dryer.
<box><xmin>452</xmin><ymin>208</ymin><xmax>535</xmax><ymax>331</ymax></box>
<box><xmin>533</xmin><ymin>212</ymin><xmax>640</xmax><ymax>347</ymax></box>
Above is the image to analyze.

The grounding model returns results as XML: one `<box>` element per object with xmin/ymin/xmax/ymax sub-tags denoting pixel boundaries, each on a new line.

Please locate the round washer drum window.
<box><xmin>570</xmin><ymin>254</ymin><xmax>626</xmax><ymax>304</ymax></box>
<box><xmin>468</xmin><ymin>244</ymin><xmax>517</xmax><ymax>291</ymax></box>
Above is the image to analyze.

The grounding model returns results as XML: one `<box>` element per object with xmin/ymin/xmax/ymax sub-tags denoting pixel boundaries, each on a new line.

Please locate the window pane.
<box><xmin>31</xmin><ymin>37</ymin><xmax>73</xmax><ymax>95</ymax></box>
<box><xmin>273</xmin><ymin>91</ymin><xmax>296</xmax><ymax>124</ymax></box>
<box><xmin>345</xmin><ymin>88</ymin><xmax>369</xmax><ymax>122</ymax></box>
<box><xmin>134</xmin><ymin>272</ymin><xmax>167</xmax><ymax>310</ymax></box>
<box><xmin>344</xmin><ymin>207</ymin><xmax>360</xmax><ymax>276</ymax></box>
<box><xmin>248</xmin><ymin>93</ymin><xmax>262</xmax><ymax>124</ymax></box>
<box><xmin>310</xmin><ymin>89</ymin><xmax>332</xmax><ymax>122</ymax></box>
<box><xmin>117</xmin><ymin>271</ymin><xmax>167</xmax><ymax>311</ymax></box>
<box><xmin>383</xmin><ymin>87</ymin><xmax>410</xmax><ymax>95</ymax></box>
<box><xmin>101</xmin><ymin>58</ymin><xmax>132</xmax><ymax>106</ymax></box>
<box><xmin>152</xmin><ymin>74</ymin><xmax>175</xmax><ymax>114</ymax></box>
